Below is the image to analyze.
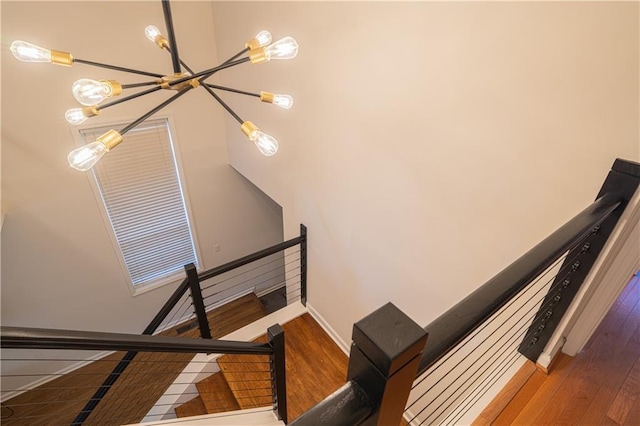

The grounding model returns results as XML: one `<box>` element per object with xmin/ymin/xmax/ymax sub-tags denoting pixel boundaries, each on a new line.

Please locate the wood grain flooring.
<box><xmin>475</xmin><ymin>273</ymin><xmax>640</xmax><ymax>425</ymax></box>
<box><xmin>1</xmin><ymin>293</ymin><xmax>267</xmax><ymax>426</ymax></box>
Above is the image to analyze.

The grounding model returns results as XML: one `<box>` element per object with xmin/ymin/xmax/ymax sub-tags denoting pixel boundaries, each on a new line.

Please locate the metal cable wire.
<box><xmin>409</xmin><ymin>251</ymin><xmax>568</xmax><ymax>394</ymax></box>
<box><xmin>410</xmin><ymin>238</ymin><xmax>589</xmax><ymax>392</ymax></box>
<box><xmin>405</xmin><ymin>232</ymin><xmax>595</xmax><ymax>423</ymax></box>
<box><xmin>200</xmin><ymin>251</ymin><xmax>300</xmax><ymax>292</ymax></box>
<box><xmin>157</xmin><ymin>292</ymin><xmax>192</xmax><ymax>331</ymax></box>
<box><xmin>202</xmin><ymin>259</ymin><xmax>301</xmax><ymax>299</ymax></box>
<box><xmin>446</xmin><ymin>352</ymin><xmax>523</xmax><ymax>425</ymax></box>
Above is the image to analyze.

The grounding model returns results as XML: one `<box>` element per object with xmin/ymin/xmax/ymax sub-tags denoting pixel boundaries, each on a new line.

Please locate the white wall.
<box><xmin>1</xmin><ymin>1</ymin><xmax>283</xmax><ymax>334</ymax></box>
<box><xmin>211</xmin><ymin>2</ymin><xmax>640</xmax><ymax>346</ymax></box>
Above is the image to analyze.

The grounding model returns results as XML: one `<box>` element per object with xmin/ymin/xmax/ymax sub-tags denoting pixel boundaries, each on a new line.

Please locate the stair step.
<box><xmin>218</xmin><ymin>335</ymin><xmax>273</xmax><ymax>410</ymax></box>
<box><xmin>196</xmin><ymin>372</ymin><xmax>241</xmax><ymax>414</ymax></box>
<box><xmin>174</xmin><ymin>395</ymin><xmax>207</xmax><ymax>418</ymax></box>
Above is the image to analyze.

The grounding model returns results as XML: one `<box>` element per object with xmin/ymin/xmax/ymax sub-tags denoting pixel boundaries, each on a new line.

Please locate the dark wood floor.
<box><xmin>1</xmin><ymin>293</ymin><xmax>267</xmax><ymax>426</ymax></box>
<box><xmin>476</xmin><ymin>273</ymin><xmax>640</xmax><ymax>425</ymax></box>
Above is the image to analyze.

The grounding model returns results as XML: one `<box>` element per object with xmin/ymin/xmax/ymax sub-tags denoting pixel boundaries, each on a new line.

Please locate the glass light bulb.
<box><xmin>272</xmin><ymin>94</ymin><xmax>294</xmax><ymax>109</ymax></box>
<box><xmin>145</xmin><ymin>25</ymin><xmax>162</xmax><ymax>43</ymax></box>
<box><xmin>65</xmin><ymin>108</ymin><xmax>88</xmax><ymax>125</ymax></box>
<box><xmin>250</xmin><ymin>131</ymin><xmax>279</xmax><ymax>156</ymax></box>
<box><xmin>10</xmin><ymin>40</ymin><xmax>51</xmax><ymax>63</ymax></box>
<box><xmin>68</xmin><ymin>141</ymin><xmax>107</xmax><ymax>171</ymax></box>
<box><xmin>72</xmin><ymin>79</ymin><xmax>112</xmax><ymax>106</ymax></box>
<box><xmin>254</xmin><ymin>30</ymin><xmax>272</xmax><ymax>47</ymax></box>
<box><xmin>264</xmin><ymin>37</ymin><xmax>298</xmax><ymax>60</ymax></box>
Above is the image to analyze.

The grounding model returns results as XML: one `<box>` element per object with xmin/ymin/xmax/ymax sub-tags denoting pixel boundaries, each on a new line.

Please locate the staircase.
<box><xmin>159</xmin><ymin>312</ymin><xmax>349</xmax><ymax>423</ymax></box>
<box><xmin>175</xmin><ymin>338</ymin><xmax>271</xmax><ymax>418</ymax></box>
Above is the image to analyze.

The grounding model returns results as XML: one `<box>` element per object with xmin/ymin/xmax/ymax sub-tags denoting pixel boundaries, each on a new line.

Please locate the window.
<box><xmin>80</xmin><ymin>118</ymin><xmax>198</xmax><ymax>291</ymax></box>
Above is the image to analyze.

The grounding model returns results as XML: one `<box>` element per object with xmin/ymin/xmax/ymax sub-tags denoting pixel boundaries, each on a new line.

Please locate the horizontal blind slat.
<box><xmin>82</xmin><ymin>118</ymin><xmax>198</xmax><ymax>287</ymax></box>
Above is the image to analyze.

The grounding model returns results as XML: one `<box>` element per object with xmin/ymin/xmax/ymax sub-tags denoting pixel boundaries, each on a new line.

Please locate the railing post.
<box><xmin>300</xmin><ymin>224</ymin><xmax>307</xmax><ymax>306</ymax></box>
<box><xmin>268</xmin><ymin>324</ymin><xmax>288</xmax><ymax>423</ymax></box>
<box><xmin>185</xmin><ymin>263</ymin><xmax>211</xmax><ymax>339</ymax></box>
<box><xmin>347</xmin><ymin>303</ymin><xmax>428</xmax><ymax>426</ymax></box>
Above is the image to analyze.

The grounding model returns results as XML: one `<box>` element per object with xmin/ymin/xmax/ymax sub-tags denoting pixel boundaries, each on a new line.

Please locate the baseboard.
<box><xmin>306</xmin><ymin>303</ymin><xmax>350</xmax><ymax>356</ymax></box>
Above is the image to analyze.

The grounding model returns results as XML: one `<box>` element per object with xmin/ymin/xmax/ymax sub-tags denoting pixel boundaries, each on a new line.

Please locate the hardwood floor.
<box><xmin>1</xmin><ymin>293</ymin><xmax>267</xmax><ymax>426</ymax></box>
<box><xmin>476</xmin><ymin>273</ymin><xmax>640</xmax><ymax>425</ymax></box>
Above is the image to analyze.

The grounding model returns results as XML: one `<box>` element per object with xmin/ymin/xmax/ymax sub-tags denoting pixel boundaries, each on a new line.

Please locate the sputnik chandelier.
<box><xmin>10</xmin><ymin>0</ymin><xmax>298</xmax><ymax>171</ymax></box>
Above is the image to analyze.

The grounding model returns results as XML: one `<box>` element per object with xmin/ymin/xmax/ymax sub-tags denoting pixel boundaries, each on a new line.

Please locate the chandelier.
<box><xmin>9</xmin><ymin>0</ymin><xmax>298</xmax><ymax>172</ymax></box>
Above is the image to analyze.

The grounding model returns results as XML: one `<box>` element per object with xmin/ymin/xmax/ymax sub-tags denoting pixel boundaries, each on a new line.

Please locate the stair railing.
<box><xmin>290</xmin><ymin>158</ymin><xmax>640</xmax><ymax>425</ymax></box>
<box><xmin>1</xmin><ymin>323</ymin><xmax>287</xmax><ymax>425</ymax></box>
<box><xmin>52</xmin><ymin>225</ymin><xmax>305</xmax><ymax>425</ymax></box>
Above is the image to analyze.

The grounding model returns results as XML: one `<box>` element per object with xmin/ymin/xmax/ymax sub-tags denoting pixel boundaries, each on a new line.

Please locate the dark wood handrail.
<box><xmin>198</xmin><ymin>235</ymin><xmax>306</xmax><ymax>282</ymax></box>
<box><xmin>417</xmin><ymin>192</ymin><xmax>622</xmax><ymax>374</ymax></box>
<box><xmin>0</xmin><ymin>326</ymin><xmax>273</xmax><ymax>355</ymax></box>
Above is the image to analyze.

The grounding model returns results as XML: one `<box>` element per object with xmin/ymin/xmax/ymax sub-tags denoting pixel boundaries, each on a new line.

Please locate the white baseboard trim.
<box><xmin>306</xmin><ymin>303</ymin><xmax>350</xmax><ymax>356</ymax></box>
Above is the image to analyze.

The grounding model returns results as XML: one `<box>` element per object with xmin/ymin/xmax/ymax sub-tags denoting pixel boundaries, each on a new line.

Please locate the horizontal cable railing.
<box><xmin>404</xmin><ymin>159</ymin><xmax>640</xmax><ymax>425</ymax></box>
<box><xmin>1</xmin><ymin>325</ymin><xmax>284</xmax><ymax>425</ymax></box>
<box><xmin>1</xmin><ymin>226</ymin><xmax>304</xmax><ymax>425</ymax></box>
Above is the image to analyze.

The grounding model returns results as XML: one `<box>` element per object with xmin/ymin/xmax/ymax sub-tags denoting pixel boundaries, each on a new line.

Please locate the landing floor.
<box><xmin>483</xmin><ymin>273</ymin><xmax>640</xmax><ymax>425</ymax></box>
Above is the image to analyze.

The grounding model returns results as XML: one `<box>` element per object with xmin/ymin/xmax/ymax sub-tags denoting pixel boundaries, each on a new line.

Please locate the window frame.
<box><xmin>72</xmin><ymin>114</ymin><xmax>202</xmax><ymax>297</ymax></box>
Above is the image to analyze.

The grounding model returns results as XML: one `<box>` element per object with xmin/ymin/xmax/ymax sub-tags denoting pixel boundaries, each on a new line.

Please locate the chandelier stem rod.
<box><xmin>162</xmin><ymin>0</ymin><xmax>182</xmax><ymax>74</ymax></box>
<box><xmin>223</xmin><ymin>48</ymin><xmax>250</xmax><ymax>65</ymax></box>
<box><xmin>120</xmin><ymin>87</ymin><xmax>192</xmax><ymax>134</ymax></box>
<box><xmin>168</xmin><ymin>57</ymin><xmax>250</xmax><ymax>87</ymax></box>
<box><xmin>98</xmin><ymin>86</ymin><xmax>163</xmax><ymax>110</ymax></box>
<box><xmin>205</xmin><ymin>84</ymin><xmax>260</xmax><ymax>98</ymax></box>
<box><xmin>204</xmin><ymin>88</ymin><xmax>243</xmax><ymax>124</ymax></box>
<box><xmin>73</xmin><ymin>58</ymin><xmax>164</xmax><ymax>78</ymax></box>
<box><xmin>164</xmin><ymin>47</ymin><xmax>194</xmax><ymax>75</ymax></box>
<box><xmin>122</xmin><ymin>81</ymin><xmax>160</xmax><ymax>89</ymax></box>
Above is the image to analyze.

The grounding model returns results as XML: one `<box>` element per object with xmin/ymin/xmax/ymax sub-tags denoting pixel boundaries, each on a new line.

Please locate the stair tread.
<box><xmin>218</xmin><ymin>335</ymin><xmax>272</xmax><ymax>410</ymax></box>
<box><xmin>196</xmin><ymin>372</ymin><xmax>242</xmax><ymax>414</ymax></box>
<box><xmin>175</xmin><ymin>395</ymin><xmax>208</xmax><ymax>418</ymax></box>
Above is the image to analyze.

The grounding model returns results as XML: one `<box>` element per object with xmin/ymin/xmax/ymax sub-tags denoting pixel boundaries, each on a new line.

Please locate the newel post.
<box><xmin>184</xmin><ymin>263</ymin><xmax>211</xmax><ymax>339</ymax></box>
<box><xmin>268</xmin><ymin>324</ymin><xmax>288</xmax><ymax>423</ymax></box>
<box><xmin>347</xmin><ymin>303</ymin><xmax>428</xmax><ymax>426</ymax></box>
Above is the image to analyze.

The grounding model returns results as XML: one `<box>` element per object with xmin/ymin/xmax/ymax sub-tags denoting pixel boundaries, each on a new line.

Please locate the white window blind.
<box><xmin>80</xmin><ymin>118</ymin><xmax>198</xmax><ymax>287</ymax></box>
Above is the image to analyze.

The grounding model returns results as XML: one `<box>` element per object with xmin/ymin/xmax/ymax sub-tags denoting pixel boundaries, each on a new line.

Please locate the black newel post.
<box><xmin>347</xmin><ymin>303</ymin><xmax>428</xmax><ymax>426</ymax></box>
<box><xmin>185</xmin><ymin>263</ymin><xmax>211</xmax><ymax>339</ymax></box>
<box><xmin>268</xmin><ymin>324</ymin><xmax>288</xmax><ymax>423</ymax></box>
<box><xmin>300</xmin><ymin>224</ymin><xmax>308</xmax><ymax>306</ymax></box>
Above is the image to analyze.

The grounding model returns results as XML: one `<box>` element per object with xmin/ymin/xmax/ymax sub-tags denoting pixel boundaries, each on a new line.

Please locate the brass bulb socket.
<box><xmin>260</xmin><ymin>92</ymin><xmax>274</xmax><ymax>103</ymax></box>
<box><xmin>249</xmin><ymin>47</ymin><xmax>268</xmax><ymax>64</ymax></box>
<box><xmin>82</xmin><ymin>106</ymin><xmax>101</xmax><ymax>118</ymax></box>
<box><xmin>241</xmin><ymin>121</ymin><xmax>259</xmax><ymax>140</ymax></box>
<box><xmin>245</xmin><ymin>38</ymin><xmax>262</xmax><ymax>50</ymax></box>
<box><xmin>97</xmin><ymin>129</ymin><xmax>123</xmax><ymax>151</ymax></box>
<box><xmin>156</xmin><ymin>36</ymin><xmax>169</xmax><ymax>49</ymax></box>
<box><xmin>100</xmin><ymin>80</ymin><xmax>122</xmax><ymax>97</ymax></box>
<box><xmin>51</xmin><ymin>50</ymin><xmax>73</xmax><ymax>66</ymax></box>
